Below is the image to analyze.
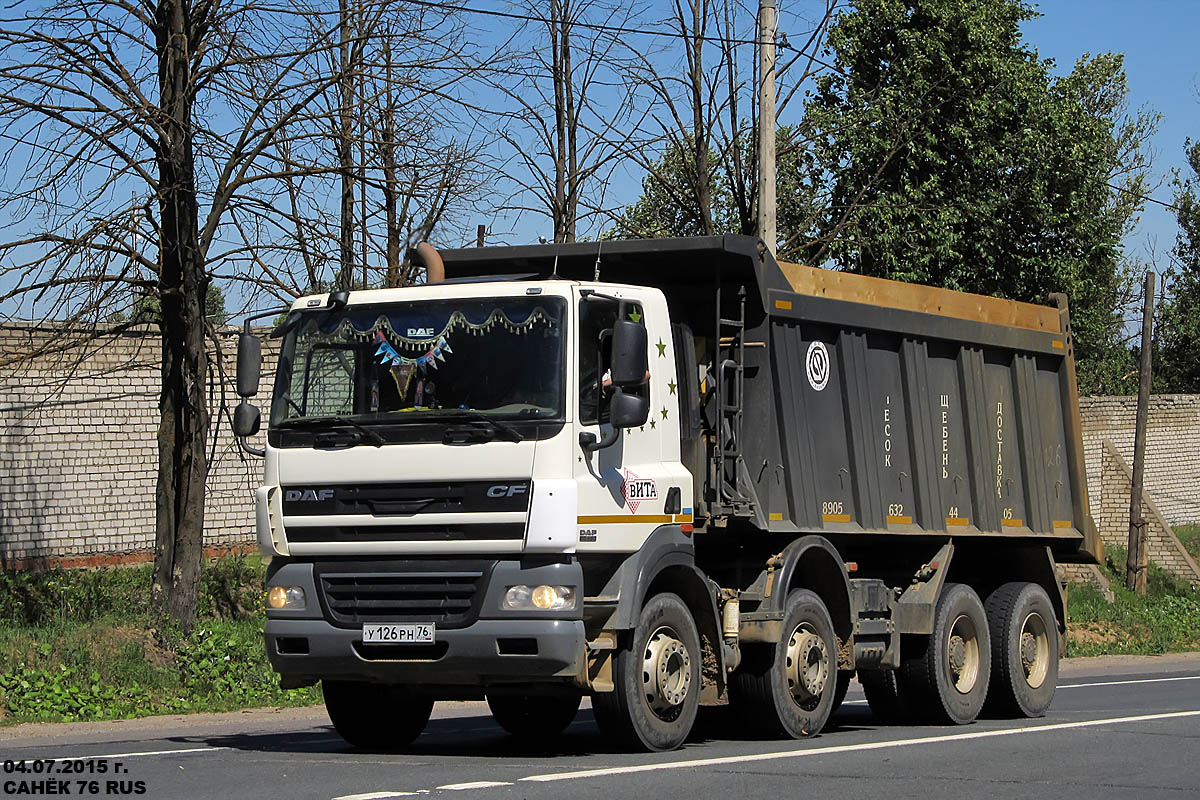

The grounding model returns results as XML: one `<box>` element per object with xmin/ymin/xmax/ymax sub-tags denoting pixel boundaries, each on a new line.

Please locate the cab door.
<box><xmin>572</xmin><ymin>287</ymin><xmax>690</xmax><ymax>553</ymax></box>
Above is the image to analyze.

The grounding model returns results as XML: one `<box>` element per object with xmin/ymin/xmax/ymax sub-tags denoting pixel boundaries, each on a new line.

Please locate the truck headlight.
<box><xmin>502</xmin><ymin>584</ymin><xmax>576</xmax><ymax>611</ymax></box>
<box><xmin>268</xmin><ymin>585</ymin><xmax>306</xmax><ymax>610</ymax></box>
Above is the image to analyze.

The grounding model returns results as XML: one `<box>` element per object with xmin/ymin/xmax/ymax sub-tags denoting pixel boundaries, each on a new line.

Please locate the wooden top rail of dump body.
<box><xmin>778</xmin><ymin>262</ymin><xmax>1063</xmax><ymax>335</ymax></box>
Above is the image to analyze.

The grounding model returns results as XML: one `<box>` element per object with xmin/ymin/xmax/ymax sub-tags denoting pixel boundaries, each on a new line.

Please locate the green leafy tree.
<box><xmin>609</xmin><ymin>138</ymin><xmax>735</xmax><ymax>239</ymax></box>
<box><xmin>111</xmin><ymin>284</ymin><xmax>228</xmax><ymax>326</ymax></box>
<box><xmin>1155</xmin><ymin>140</ymin><xmax>1200</xmax><ymax>392</ymax></box>
<box><xmin>610</xmin><ymin>127</ymin><xmax>817</xmax><ymax>243</ymax></box>
<box><xmin>799</xmin><ymin>0</ymin><xmax>1154</xmax><ymax>394</ymax></box>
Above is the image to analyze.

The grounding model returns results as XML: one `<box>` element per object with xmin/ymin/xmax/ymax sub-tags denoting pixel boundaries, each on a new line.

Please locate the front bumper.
<box><xmin>265</xmin><ymin>617</ymin><xmax>587</xmax><ymax>687</ymax></box>
<box><xmin>264</xmin><ymin>558</ymin><xmax>587</xmax><ymax>688</ymax></box>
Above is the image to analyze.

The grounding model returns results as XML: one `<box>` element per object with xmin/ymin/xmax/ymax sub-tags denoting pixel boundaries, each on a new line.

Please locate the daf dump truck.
<box><xmin>232</xmin><ymin>236</ymin><xmax>1101</xmax><ymax>752</ymax></box>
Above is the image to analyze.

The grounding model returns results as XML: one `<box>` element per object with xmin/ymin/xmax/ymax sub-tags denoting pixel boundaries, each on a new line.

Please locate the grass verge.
<box><xmin>1066</xmin><ymin>543</ymin><xmax>1200</xmax><ymax>657</ymax></box>
<box><xmin>0</xmin><ymin>555</ymin><xmax>320</xmax><ymax>725</ymax></box>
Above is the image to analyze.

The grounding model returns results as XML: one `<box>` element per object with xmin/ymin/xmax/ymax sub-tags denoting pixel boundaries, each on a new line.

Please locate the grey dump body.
<box><xmin>439</xmin><ymin>235</ymin><xmax>1100</xmax><ymax>561</ymax></box>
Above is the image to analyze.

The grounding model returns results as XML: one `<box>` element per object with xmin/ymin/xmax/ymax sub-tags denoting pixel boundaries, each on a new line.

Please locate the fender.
<box><xmin>743</xmin><ymin>535</ymin><xmax>853</xmax><ymax>645</ymax></box>
<box><xmin>589</xmin><ymin>525</ymin><xmax>726</xmax><ymax>701</ymax></box>
<box><xmin>599</xmin><ymin>525</ymin><xmax>698</xmax><ymax>631</ymax></box>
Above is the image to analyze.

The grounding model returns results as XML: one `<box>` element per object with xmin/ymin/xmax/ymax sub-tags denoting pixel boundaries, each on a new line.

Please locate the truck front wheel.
<box><xmin>730</xmin><ymin>590</ymin><xmax>838</xmax><ymax>738</ymax></box>
<box><xmin>983</xmin><ymin>582</ymin><xmax>1058</xmax><ymax>717</ymax></box>
<box><xmin>487</xmin><ymin>694</ymin><xmax>582</xmax><ymax>738</ymax></box>
<box><xmin>323</xmin><ymin>680</ymin><xmax>433</xmax><ymax>750</ymax></box>
<box><xmin>592</xmin><ymin>592</ymin><xmax>701</xmax><ymax>751</ymax></box>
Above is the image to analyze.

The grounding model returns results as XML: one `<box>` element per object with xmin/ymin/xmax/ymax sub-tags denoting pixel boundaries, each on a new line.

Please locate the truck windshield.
<box><xmin>270</xmin><ymin>296</ymin><xmax>565</xmax><ymax>427</ymax></box>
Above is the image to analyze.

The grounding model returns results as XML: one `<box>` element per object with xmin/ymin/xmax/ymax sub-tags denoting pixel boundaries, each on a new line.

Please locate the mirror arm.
<box><xmin>579</xmin><ymin>428</ymin><xmax>620</xmax><ymax>453</ymax></box>
<box><xmin>237</xmin><ymin>437</ymin><xmax>265</xmax><ymax>458</ymax></box>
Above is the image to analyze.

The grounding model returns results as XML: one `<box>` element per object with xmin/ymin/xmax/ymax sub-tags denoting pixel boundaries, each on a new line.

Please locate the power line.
<box><xmin>405</xmin><ymin>0</ymin><xmax>800</xmax><ymax>49</ymax></box>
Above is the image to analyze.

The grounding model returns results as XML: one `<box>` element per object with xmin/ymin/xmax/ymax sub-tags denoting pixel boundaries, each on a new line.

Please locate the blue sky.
<box><xmin>1023</xmin><ymin>0</ymin><xmax>1199</xmax><ymax>272</ymax></box>
<box><xmin>493</xmin><ymin>0</ymin><xmax>1199</xmax><ymax>269</ymax></box>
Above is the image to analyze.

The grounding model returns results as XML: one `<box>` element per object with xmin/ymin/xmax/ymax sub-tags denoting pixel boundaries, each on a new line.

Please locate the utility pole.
<box><xmin>757</xmin><ymin>0</ymin><xmax>777</xmax><ymax>257</ymax></box>
<box><xmin>477</xmin><ymin>224</ymin><xmax>486</xmax><ymax>248</ymax></box>
<box><xmin>1126</xmin><ymin>270</ymin><xmax>1155</xmax><ymax>594</ymax></box>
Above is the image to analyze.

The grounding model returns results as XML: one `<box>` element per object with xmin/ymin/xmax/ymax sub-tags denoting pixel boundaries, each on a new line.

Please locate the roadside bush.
<box><xmin>0</xmin><ymin>565</ymin><xmax>151</xmax><ymax>625</ymax></box>
<box><xmin>0</xmin><ymin>554</ymin><xmax>319</xmax><ymax>725</ymax></box>
<box><xmin>198</xmin><ymin>554</ymin><xmax>266</xmax><ymax>619</ymax></box>
<box><xmin>1175</xmin><ymin>524</ymin><xmax>1200</xmax><ymax>563</ymax></box>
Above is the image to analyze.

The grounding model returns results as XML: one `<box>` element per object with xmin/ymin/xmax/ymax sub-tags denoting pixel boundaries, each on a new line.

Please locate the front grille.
<box><xmin>289</xmin><ymin>524</ymin><xmax>525</xmax><ymax>543</ymax></box>
<box><xmin>317</xmin><ymin>562</ymin><xmax>494</xmax><ymax>628</ymax></box>
<box><xmin>281</xmin><ymin>480</ymin><xmax>531</xmax><ymax>516</ymax></box>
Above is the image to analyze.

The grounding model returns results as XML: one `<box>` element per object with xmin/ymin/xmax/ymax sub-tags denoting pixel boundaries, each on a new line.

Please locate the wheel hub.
<box><xmin>946</xmin><ymin>614</ymin><xmax>980</xmax><ymax>694</ymax></box>
<box><xmin>949</xmin><ymin>635</ymin><xmax>967</xmax><ymax>673</ymax></box>
<box><xmin>1019</xmin><ymin>612</ymin><xmax>1050</xmax><ymax>689</ymax></box>
<box><xmin>785</xmin><ymin>624</ymin><xmax>830</xmax><ymax>705</ymax></box>
<box><xmin>643</xmin><ymin>627</ymin><xmax>692</xmax><ymax>717</ymax></box>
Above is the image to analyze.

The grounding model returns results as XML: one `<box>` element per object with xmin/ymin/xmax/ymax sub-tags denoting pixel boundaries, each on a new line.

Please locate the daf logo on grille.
<box><xmin>486</xmin><ymin>484</ymin><xmax>527</xmax><ymax>498</ymax></box>
<box><xmin>285</xmin><ymin>488</ymin><xmax>335</xmax><ymax>502</ymax></box>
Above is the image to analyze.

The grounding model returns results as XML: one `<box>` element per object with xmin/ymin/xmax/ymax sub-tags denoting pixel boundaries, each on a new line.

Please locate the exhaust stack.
<box><xmin>415</xmin><ymin>241</ymin><xmax>445</xmax><ymax>285</ymax></box>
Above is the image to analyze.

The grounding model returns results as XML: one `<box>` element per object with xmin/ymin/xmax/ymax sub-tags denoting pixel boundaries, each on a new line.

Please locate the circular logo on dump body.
<box><xmin>806</xmin><ymin>340</ymin><xmax>830</xmax><ymax>391</ymax></box>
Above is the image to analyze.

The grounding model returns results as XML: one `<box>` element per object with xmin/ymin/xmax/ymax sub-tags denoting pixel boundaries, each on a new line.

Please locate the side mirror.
<box><xmin>610</xmin><ymin>388</ymin><xmax>649</xmax><ymax>429</ymax></box>
<box><xmin>610</xmin><ymin>319</ymin><xmax>648</xmax><ymax>387</ymax></box>
<box><xmin>236</xmin><ymin>331</ymin><xmax>262</xmax><ymax>398</ymax></box>
<box><xmin>233</xmin><ymin>401</ymin><xmax>261</xmax><ymax>438</ymax></box>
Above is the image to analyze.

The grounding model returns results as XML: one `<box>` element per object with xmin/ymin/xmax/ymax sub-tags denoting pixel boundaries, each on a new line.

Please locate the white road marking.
<box><xmin>332</xmin><ymin>792</ymin><xmax>417</xmax><ymax>799</ymax></box>
<box><xmin>520</xmin><ymin>709</ymin><xmax>1200</xmax><ymax>783</ymax></box>
<box><xmin>437</xmin><ymin>782</ymin><xmax>512</xmax><ymax>790</ymax></box>
<box><xmin>1059</xmin><ymin>674</ymin><xmax>1200</xmax><ymax>689</ymax></box>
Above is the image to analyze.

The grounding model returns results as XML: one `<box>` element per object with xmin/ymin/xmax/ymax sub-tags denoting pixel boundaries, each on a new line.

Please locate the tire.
<box><xmin>900</xmin><ymin>583</ymin><xmax>991</xmax><ymax>725</ymax></box>
<box><xmin>831</xmin><ymin>670</ymin><xmax>854</xmax><ymax>715</ymax></box>
<box><xmin>730</xmin><ymin>589</ymin><xmax>838</xmax><ymax>738</ymax></box>
<box><xmin>984</xmin><ymin>582</ymin><xmax>1059</xmax><ymax>717</ymax></box>
<box><xmin>859</xmin><ymin>668</ymin><xmax>911</xmax><ymax>723</ymax></box>
<box><xmin>323</xmin><ymin>680</ymin><xmax>433</xmax><ymax>750</ymax></box>
<box><xmin>487</xmin><ymin>694</ymin><xmax>582</xmax><ymax>738</ymax></box>
<box><xmin>592</xmin><ymin>592</ymin><xmax>701</xmax><ymax>751</ymax></box>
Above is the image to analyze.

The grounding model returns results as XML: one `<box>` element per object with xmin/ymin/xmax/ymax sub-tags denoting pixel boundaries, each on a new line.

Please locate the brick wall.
<box><xmin>1080</xmin><ymin>395</ymin><xmax>1200</xmax><ymax>528</ymax></box>
<box><xmin>5</xmin><ymin>334</ymin><xmax>1200</xmax><ymax>572</ymax></box>
<box><xmin>0</xmin><ymin>323</ymin><xmax>275</xmax><ymax>565</ymax></box>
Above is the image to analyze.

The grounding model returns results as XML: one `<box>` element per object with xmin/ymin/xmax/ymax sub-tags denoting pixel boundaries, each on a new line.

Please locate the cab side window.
<box><xmin>579</xmin><ymin>299</ymin><xmax>645</xmax><ymax>425</ymax></box>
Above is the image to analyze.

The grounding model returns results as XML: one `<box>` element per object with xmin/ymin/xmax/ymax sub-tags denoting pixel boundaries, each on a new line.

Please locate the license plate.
<box><xmin>361</xmin><ymin>623</ymin><xmax>436</xmax><ymax>644</ymax></box>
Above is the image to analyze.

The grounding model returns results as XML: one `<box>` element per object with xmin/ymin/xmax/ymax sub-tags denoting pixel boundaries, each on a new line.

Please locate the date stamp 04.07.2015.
<box><xmin>3</xmin><ymin>759</ymin><xmax>146</xmax><ymax>796</ymax></box>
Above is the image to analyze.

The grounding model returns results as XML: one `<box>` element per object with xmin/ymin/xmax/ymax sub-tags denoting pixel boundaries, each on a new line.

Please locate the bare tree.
<box><xmin>231</xmin><ymin>4</ymin><xmax>488</xmax><ymax>301</ymax></box>
<box><xmin>0</xmin><ymin>0</ymin><xmax>367</xmax><ymax>625</ymax></box>
<box><xmin>608</xmin><ymin>0</ymin><xmax>840</xmax><ymax>245</ymax></box>
<box><xmin>483</xmin><ymin>0</ymin><xmax>644</xmax><ymax>243</ymax></box>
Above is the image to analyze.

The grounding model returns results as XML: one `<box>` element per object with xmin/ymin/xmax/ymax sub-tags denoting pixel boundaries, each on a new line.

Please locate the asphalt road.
<box><xmin>2</xmin><ymin>653</ymin><xmax>1199</xmax><ymax>800</ymax></box>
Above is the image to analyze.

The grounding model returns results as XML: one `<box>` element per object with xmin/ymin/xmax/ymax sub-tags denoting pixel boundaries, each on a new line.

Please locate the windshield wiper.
<box><xmin>278</xmin><ymin>415</ymin><xmax>386</xmax><ymax>447</ymax></box>
<box><xmin>437</xmin><ymin>411</ymin><xmax>525</xmax><ymax>443</ymax></box>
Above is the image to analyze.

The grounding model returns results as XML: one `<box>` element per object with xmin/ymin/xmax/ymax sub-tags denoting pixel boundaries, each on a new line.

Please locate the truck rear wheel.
<box><xmin>984</xmin><ymin>582</ymin><xmax>1059</xmax><ymax>717</ymax></box>
<box><xmin>487</xmin><ymin>694</ymin><xmax>581</xmax><ymax>738</ymax></box>
<box><xmin>323</xmin><ymin>680</ymin><xmax>433</xmax><ymax>750</ymax></box>
<box><xmin>591</xmin><ymin>592</ymin><xmax>701</xmax><ymax>751</ymax></box>
<box><xmin>730</xmin><ymin>590</ymin><xmax>838</xmax><ymax>739</ymax></box>
<box><xmin>900</xmin><ymin>583</ymin><xmax>991</xmax><ymax>724</ymax></box>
